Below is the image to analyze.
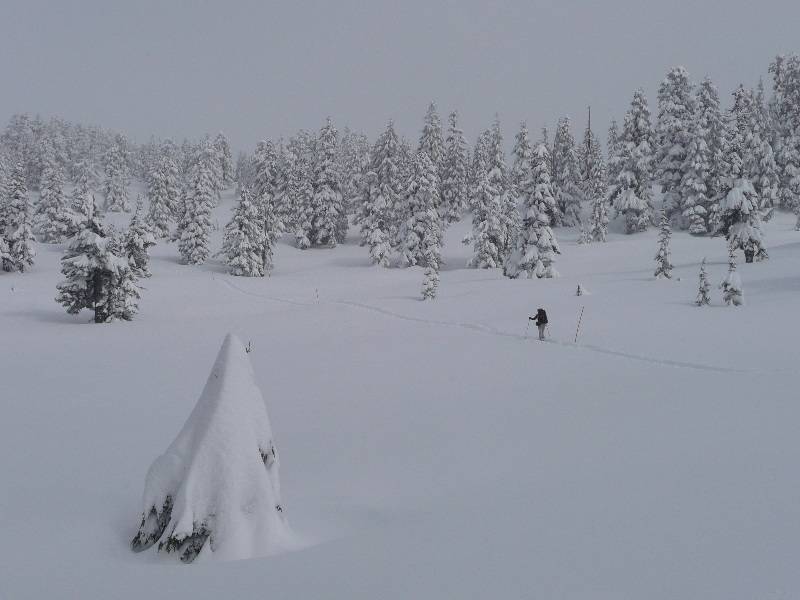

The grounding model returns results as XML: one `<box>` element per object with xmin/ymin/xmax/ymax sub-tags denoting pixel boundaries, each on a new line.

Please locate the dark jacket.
<box><xmin>534</xmin><ymin>309</ymin><xmax>548</xmax><ymax>326</ymax></box>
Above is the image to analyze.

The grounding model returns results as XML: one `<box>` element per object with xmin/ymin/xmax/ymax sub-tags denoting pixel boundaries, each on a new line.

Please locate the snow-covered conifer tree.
<box><xmin>504</xmin><ymin>159</ymin><xmax>561</xmax><ymax>280</ymax></box>
<box><xmin>469</xmin><ymin>129</ymin><xmax>492</xmax><ymax>212</ymax></box>
<box><xmin>234</xmin><ymin>151</ymin><xmax>257</xmax><ymax>194</ymax></box>
<box><xmin>103</xmin><ymin>134</ymin><xmax>132</xmax><ymax>212</ymax></box>
<box><xmin>656</xmin><ymin>66</ymin><xmax>696</xmax><ymax>225</ymax></box>
<box><xmin>511</xmin><ymin>120</ymin><xmax>534</xmax><ymax>192</ymax></box>
<box><xmin>0</xmin><ymin>233</ymin><xmax>10</xmax><ymax>271</ymax></box>
<box><xmin>696</xmin><ymin>257</ymin><xmax>711</xmax><ymax>306</ymax></box>
<box><xmin>716</xmin><ymin>175</ymin><xmax>767</xmax><ymax>263</ymax></box>
<box><xmin>440</xmin><ymin>111</ymin><xmax>470</xmax><ymax>224</ymax></box>
<box><xmin>417</xmin><ymin>102</ymin><xmax>445</xmax><ymax>198</ymax></box>
<box><xmin>534</xmin><ymin>224</ymin><xmax>561</xmax><ymax>279</ymax></box>
<box><xmin>606</xmin><ymin>117</ymin><xmax>622</xmax><ymax>185</ymax></box>
<box><xmin>177</xmin><ymin>140</ymin><xmax>216</xmax><ymax>265</ymax></box>
<box><xmin>131</xmin><ymin>334</ymin><xmax>294</xmax><ymax>563</ymax></box>
<box><xmin>769</xmin><ymin>54</ymin><xmax>800</xmax><ymax>211</ymax></box>
<box><xmin>653</xmin><ymin>208</ymin><xmax>674</xmax><ymax>278</ymax></box>
<box><xmin>104</xmin><ymin>227</ymin><xmax>141</xmax><ymax>321</ymax></box>
<box><xmin>308</xmin><ymin>118</ymin><xmax>347</xmax><ymax>246</ymax></box>
<box><xmin>719</xmin><ymin>248</ymin><xmax>743</xmax><ymax>306</ymax></box>
<box><xmin>147</xmin><ymin>139</ymin><xmax>182</xmax><ymax>238</ymax></box>
<box><xmin>122</xmin><ymin>197</ymin><xmax>156</xmax><ymax>279</ymax></box>
<box><xmin>467</xmin><ymin>119</ymin><xmax>518</xmax><ymax>268</ymax></box>
<box><xmin>4</xmin><ymin>163</ymin><xmax>36</xmax><ymax>272</ymax></box>
<box><xmin>581</xmin><ymin>111</ymin><xmax>609</xmax><ymax>241</ymax></box>
<box><xmin>360</xmin><ymin>120</ymin><xmax>402</xmax><ymax>266</ymax></box>
<box><xmin>217</xmin><ymin>186</ymin><xmax>266</xmax><ymax>277</ymax></box>
<box><xmin>72</xmin><ymin>155</ymin><xmax>99</xmax><ymax>202</ymax></box>
<box><xmin>526</xmin><ymin>140</ymin><xmax>560</xmax><ymax>227</ymax></box>
<box><xmin>609</xmin><ymin>89</ymin><xmax>656</xmax><ymax>233</ymax></box>
<box><xmin>732</xmin><ymin>85</ymin><xmax>778</xmax><ymax>215</ymax></box>
<box><xmin>35</xmin><ymin>152</ymin><xmax>72</xmax><ymax>243</ymax></box>
<box><xmin>396</xmin><ymin>152</ymin><xmax>442</xmax><ymax>269</ymax></box>
<box><xmin>552</xmin><ymin>116</ymin><xmax>582</xmax><ymax>225</ymax></box>
<box><xmin>467</xmin><ymin>172</ymin><xmax>505</xmax><ymax>269</ymax></box>
<box><xmin>56</xmin><ymin>199</ymin><xmax>140</xmax><ymax>322</ymax></box>
<box><xmin>252</xmin><ymin>140</ymin><xmax>284</xmax><ymax>267</ymax></box>
<box><xmin>682</xmin><ymin>77</ymin><xmax>729</xmax><ymax>234</ymax></box>
<box><xmin>338</xmin><ymin>127</ymin><xmax>371</xmax><ymax>213</ymax></box>
<box><xmin>421</xmin><ymin>265</ymin><xmax>439</xmax><ymax>300</ymax></box>
<box><xmin>291</xmin><ymin>158</ymin><xmax>316</xmax><ymax>250</ymax></box>
<box><xmin>714</xmin><ymin>128</ymin><xmax>768</xmax><ymax>264</ymax></box>
<box><xmin>213</xmin><ymin>132</ymin><xmax>235</xmax><ymax>190</ymax></box>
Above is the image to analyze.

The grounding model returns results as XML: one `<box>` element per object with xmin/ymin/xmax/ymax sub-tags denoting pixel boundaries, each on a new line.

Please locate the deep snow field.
<box><xmin>1</xmin><ymin>189</ymin><xmax>798</xmax><ymax>600</ymax></box>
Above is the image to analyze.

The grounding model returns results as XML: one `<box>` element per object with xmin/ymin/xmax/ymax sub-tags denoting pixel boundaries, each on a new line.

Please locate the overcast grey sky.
<box><xmin>1</xmin><ymin>1</ymin><xmax>797</xmax><ymax>153</ymax></box>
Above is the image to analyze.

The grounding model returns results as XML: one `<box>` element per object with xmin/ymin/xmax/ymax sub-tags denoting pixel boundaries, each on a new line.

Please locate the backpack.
<box><xmin>537</xmin><ymin>309</ymin><xmax>548</xmax><ymax>325</ymax></box>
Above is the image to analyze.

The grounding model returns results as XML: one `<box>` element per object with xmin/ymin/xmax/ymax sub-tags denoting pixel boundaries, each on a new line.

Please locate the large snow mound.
<box><xmin>132</xmin><ymin>333</ymin><xmax>301</xmax><ymax>562</ymax></box>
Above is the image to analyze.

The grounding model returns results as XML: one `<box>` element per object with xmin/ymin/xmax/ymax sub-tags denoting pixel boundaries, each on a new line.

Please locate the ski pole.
<box><xmin>525</xmin><ymin>318</ymin><xmax>531</xmax><ymax>340</ymax></box>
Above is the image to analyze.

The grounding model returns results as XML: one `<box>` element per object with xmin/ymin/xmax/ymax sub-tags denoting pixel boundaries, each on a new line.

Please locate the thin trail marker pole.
<box><xmin>316</xmin><ymin>288</ymin><xmax>320</xmax><ymax>304</ymax></box>
<box><xmin>524</xmin><ymin>318</ymin><xmax>531</xmax><ymax>340</ymax></box>
<box><xmin>574</xmin><ymin>306</ymin><xmax>585</xmax><ymax>343</ymax></box>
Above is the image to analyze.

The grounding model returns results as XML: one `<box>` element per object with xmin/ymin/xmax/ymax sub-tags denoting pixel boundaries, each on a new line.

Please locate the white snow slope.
<box><xmin>1</xmin><ymin>190</ymin><xmax>798</xmax><ymax>599</ymax></box>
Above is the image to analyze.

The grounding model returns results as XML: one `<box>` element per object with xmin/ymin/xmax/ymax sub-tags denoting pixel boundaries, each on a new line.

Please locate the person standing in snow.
<box><xmin>531</xmin><ymin>308</ymin><xmax>548</xmax><ymax>341</ymax></box>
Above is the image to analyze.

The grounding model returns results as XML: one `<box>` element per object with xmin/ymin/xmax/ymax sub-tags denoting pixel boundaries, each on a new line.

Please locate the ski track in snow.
<box><xmin>220</xmin><ymin>278</ymin><xmax>311</xmax><ymax>306</ymax></box>
<box><xmin>220</xmin><ymin>278</ymin><xmax>775</xmax><ymax>374</ymax></box>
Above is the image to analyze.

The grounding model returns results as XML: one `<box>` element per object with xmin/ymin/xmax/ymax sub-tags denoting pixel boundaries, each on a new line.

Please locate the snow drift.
<box><xmin>131</xmin><ymin>333</ymin><xmax>298</xmax><ymax>562</ymax></box>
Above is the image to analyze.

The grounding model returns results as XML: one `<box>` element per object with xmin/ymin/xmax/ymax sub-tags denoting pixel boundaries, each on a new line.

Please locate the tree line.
<box><xmin>1</xmin><ymin>55</ymin><xmax>798</xmax><ymax>320</ymax></box>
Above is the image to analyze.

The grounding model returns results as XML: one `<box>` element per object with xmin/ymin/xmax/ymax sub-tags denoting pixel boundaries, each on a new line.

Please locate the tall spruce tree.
<box><xmin>218</xmin><ymin>187</ymin><xmax>266</xmax><ymax>277</ymax></box>
<box><xmin>308</xmin><ymin>118</ymin><xmax>347</xmax><ymax>246</ymax></box>
<box><xmin>4</xmin><ymin>163</ymin><xmax>36</xmax><ymax>272</ymax></box>
<box><xmin>103</xmin><ymin>134</ymin><xmax>132</xmax><ymax>212</ymax></box>
<box><xmin>122</xmin><ymin>197</ymin><xmax>156</xmax><ymax>279</ymax></box>
<box><xmin>177</xmin><ymin>140</ymin><xmax>216</xmax><ymax>265</ymax></box>
<box><xmin>716</xmin><ymin>174</ymin><xmax>767</xmax><ymax>263</ymax></box>
<box><xmin>417</xmin><ymin>102</ymin><xmax>445</xmax><ymax>204</ymax></box>
<box><xmin>511</xmin><ymin>120</ymin><xmax>534</xmax><ymax>192</ymax></box>
<box><xmin>35</xmin><ymin>151</ymin><xmax>72</xmax><ymax>243</ymax></box>
<box><xmin>552</xmin><ymin>116</ymin><xmax>582</xmax><ymax>226</ymax></box>
<box><xmin>467</xmin><ymin>119</ymin><xmax>518</xmax><ymax>268</ymax></box>
<box><xmin>469</xmin><ymin>129</ymin><xmax>492</xmax><ymax>212</ymax></box>
<box><xmin>213</xmin><ymin>132</ymin><xmax>235</xmax><ymax>190</ymax></box>
<box><xmin>396</xmin><ymin>152</ymin><xmax>442</xmax><ymax>269</ymax></box>
<box><xmin>656</xmin><ymin>66</ymin><xmax>696</xmax><ymax>226</ymax></box>
<box><xmin>526</xmin><ymin>140</ymin><xmax>560</xmax><ymax>227</ymax></box>
<box><xmin>504</xmin><ymin>158</ymin><xmax>561</xmax><ymax>279</ymax></box>
<box><xmin>104</xmin><ymin>228</ymin><xmax>141</xmax><ymax>321</ymax></box>
<box><xmin>252</xmin><ymin>140</ymin><xmax>284</xmax><ymax>268</ymax></box>
<box><xmin>56</xmin><ymin>199</ymin><xmax>140</xmax><ymax>322</ymax></box>
<box><xmin>359</xmin><ymin>120</ymin><xmax>402</xmax><ymax>267</ymax></box>
<box><xmin>147</xmin><ymin>139</ymin><xmax>182</xmax><ymax>238</ymax></box>
<box><xmin>606</xmin><ymin>117</ymin><xmax>622</xmax><ymax>185</ymax></box>
<box><xmin>609</xmin><ymin>89</ymin><xmax>656</xmax><ymax>233</ymax></box>
<box><xmin>581</xmin><ymin>110</ymin><xmax>608</xmax><ymax>242</ymax></box>
<box><xmin>440</xmin><ymin>111</ymin><xmax>470</xmax><ymax>224</ymax></box>
<box><xmin>733</xmin><ymin>85</ymin><xmax>778</xmax><ymax>216</ymax></box>
<box><xmin>768</xmin><ymin>54</ymin><xmax>800</xmax><ymax>211</ymax></box>
<box><xmin>338</xmin><ymin>127</ymin><xmax>371</xmax><ymax>213</ymax></box>
<box><xmin>683</xmin><ymin>77</ymin><xmax>730</xmax><ymax>234</ymax></box>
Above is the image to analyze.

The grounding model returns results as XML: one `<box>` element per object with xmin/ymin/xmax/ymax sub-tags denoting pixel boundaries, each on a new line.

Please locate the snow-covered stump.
<box><xmin>132</xmin><ymin>333</ymin><xmax>296</xmax><ymax>563</ymax></box>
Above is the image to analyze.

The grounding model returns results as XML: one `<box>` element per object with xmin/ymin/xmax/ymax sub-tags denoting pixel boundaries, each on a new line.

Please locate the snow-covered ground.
<box><xmin>1</xmin><ymin>191</ymin><xmax>798</xmax><ymax>599</ymax></box>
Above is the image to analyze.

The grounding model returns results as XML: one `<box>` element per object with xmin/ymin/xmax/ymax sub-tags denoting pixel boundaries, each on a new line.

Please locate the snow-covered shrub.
<box><xmin>132</xmin><ymin>334</ymin><xmax>297</xmax><ymax>563</ymax></box>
